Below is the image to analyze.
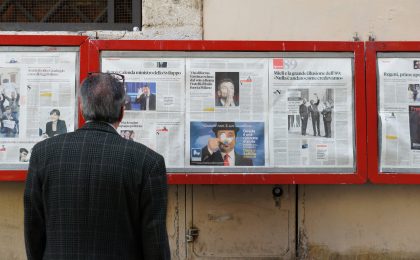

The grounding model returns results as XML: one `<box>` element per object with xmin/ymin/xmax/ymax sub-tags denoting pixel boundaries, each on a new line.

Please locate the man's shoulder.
<box><xmin>32</xmin><ymin>130</ymin><xmax>164</xmax><ymax>164</ymax></box>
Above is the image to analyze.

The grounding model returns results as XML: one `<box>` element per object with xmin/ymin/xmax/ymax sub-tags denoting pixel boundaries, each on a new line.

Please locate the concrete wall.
<box><xmin>203</xmin><ymin>0</ymin><xmax>420</xmax><ymax>41</ymax></box>
<box><xmin>2</xmin><ymin>0</ymin><xmax>420</xmax><ymax>259</ymax></box>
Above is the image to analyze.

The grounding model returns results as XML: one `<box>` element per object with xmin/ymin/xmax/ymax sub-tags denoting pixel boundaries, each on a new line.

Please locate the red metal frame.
<box><xmin>89</xmin><ymin>40</ymin><xmax>367</xmax><ymax>184</ymax></box>
<box><xmin>366</xmin><ymin>42</ymin><xmax>420</xmax><ymax>184</ymax></box>
<box><xmin>0</xmin><ymin>35</ymin><xmax>88</xmax><ymax>181</ymax></box>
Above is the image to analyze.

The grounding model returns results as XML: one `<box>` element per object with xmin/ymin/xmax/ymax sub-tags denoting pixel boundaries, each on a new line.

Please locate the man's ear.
<box><xmin>78</xmin><ymin>100</ymin><xmax>85</xmax><ymax>121</ymax></box>
<box><xmin>118</xmin><ymin>105</ymin><xmax>125</xmax><ymax>122</ymax></box>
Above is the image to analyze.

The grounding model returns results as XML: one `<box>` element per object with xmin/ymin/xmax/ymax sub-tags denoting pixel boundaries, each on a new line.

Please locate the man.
<box><xmin>321</xmin><ymin>101</ymin><xmax>333</xmax><ymax>138</ymax></box>
<box><xmin>136</xmin><ymin>84</ymin><xmax>156</xmax><ymax>110</ymax></box>
<box><xmin>24</xmin><ymin>73</ymin><xmax>170</xmax><ymax>259</ymax></box>
<box><xmin>409</xmin><ymin>84</ymin><xmax>418</xmax><ymax>102</ymax></box>
<box><xmin>308</xmin><ymin>94</ymin><xmax>321</xmax><ymax>136</ymax></box>
<box><xmin>2</xmin><ymin>106</ymin><xmax>17</xmax><ymax>137</ymax></box>
<box><xmin>215</xmin><ymin>78</ymin><xmax>238</xmax><ymax>107</ymax></box>
<box><xmin>19</xmin><ymin>148</ymin><xmax>29</xmax><ymax>162</ymax></box>
<box><xmin>3</xmin><ymin>89</ymin><xmax>20</xmax><ymax>134</ymax></box>
<box><xmin>299</xmin><ymin>98</ymin><xmax>309</xmax><ymax>136</ymax></box>
<box><xmin>199</xmin><ymin>122</ymin><xmax>252</xmax><ymax>166</ymax></box>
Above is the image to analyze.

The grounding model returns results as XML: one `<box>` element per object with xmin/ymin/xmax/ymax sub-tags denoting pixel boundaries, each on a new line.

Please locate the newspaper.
<box><xmin>185</xmin><ymin>58</ymin><xmax>269</xmax><ymax>167</ymax></box>
<box><xmin>102</xmin><ymin>57</ymin><xmax>185</xmax><ymax>167</ymax></box>
<box><xmin>378</xmin><ymin>58</ymin><xmax>420</xmax><ymax>172</ymax></box>
<box><xmin>269</xmin><ymin>58</ymin><xmax>354</xmax><ymax>168</ymax></box>
<box><xmin>0</xmin><ymin>52</ymin><xmax>76</xmax><ymax>164</ymax></box>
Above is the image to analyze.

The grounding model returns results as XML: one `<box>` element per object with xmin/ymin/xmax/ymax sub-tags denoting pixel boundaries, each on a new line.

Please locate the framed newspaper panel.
<box><xmin>367</xmin><ymin>42</ymin><xmax>420</xmax><ymax>183</ymax></box>
<box><xmin>0</xmin><ymin>35</ymin><xmax>88</xmax><ymax>181</ymax></box>
<box><xmin>89</xmin><ymin>40</ymin><xmax>366</xmax><ymax>184</ymax></box>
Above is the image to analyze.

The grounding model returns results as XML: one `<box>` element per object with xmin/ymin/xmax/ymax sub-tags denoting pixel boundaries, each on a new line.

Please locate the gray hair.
<box><xmin>79</xmin><ymin>73</ymin><xmax>125</xmax><ymax>124</ymax></box>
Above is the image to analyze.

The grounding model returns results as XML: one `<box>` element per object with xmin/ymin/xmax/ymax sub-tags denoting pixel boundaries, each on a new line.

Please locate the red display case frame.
<box><xmin>366</xmin><ymin>41</ymin><xmax>420</xmax><ymax>183</ymax></box>
<box><xmin>89</xmin><ymin>40</ymin><xmax>367</xmax><ymax>184</ymax></box>
<box><xmin>0</xmin><ymin>35</ymin><xmax>89</xmax><ymax>181</ymax></box>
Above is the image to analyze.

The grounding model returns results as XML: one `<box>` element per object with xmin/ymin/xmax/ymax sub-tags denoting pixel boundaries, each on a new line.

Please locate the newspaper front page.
<box><xmin>102</xmin><ymin>57</ymin><xmax>185</xmax><ymax>167</ymax></box>
<box><xmin>269</xmin><ymin>58</ymin><xmax>354</xmax><ymax>169</ymax></box>
<box><xmin>0</xmin><ymin>51</ymin><xmax>76</xmax><ymax>165</ymax></box>
<box><xmin>186</xmin><ymin>58</ymin><xmax>269</xmax><ymax>167</ymax></box>
<box><xmin>378</xmin><ymin>58</ymin><xmax>420</xmax><ymax>172</ymax></box>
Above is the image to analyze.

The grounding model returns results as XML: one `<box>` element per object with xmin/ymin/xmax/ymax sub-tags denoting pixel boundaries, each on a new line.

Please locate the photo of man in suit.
<box><xmin>200</xmin><ymin>122</ymin><xmax>253</xmax><ymax>166</ymax></box>
<box><xmin>308</xmin><ymin>93</ymin><xmax>321</xmax><ymax>136</ymax></box>
<box><xmin>299</xmin><ymin>98</ymin><xmax>309</xmax><ymax>136</ymax></box>
<box><xmin>135</xmin><ymin>84</ymin><xmax>156</xmax><ymax>110</ymax></box>
<box><xmin>322</xmin><ymin>100</ymin><xmax>333</xmax><ymax>138</ymax></box>
<box><xmin>24</xmin><ymin>73</ymin><xmax>169</xmax><ymax>259</ymax></box>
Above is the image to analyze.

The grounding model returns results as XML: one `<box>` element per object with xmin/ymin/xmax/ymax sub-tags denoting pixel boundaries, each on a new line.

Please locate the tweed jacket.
<box><xmin>24</xmin><ymin>121</ymin><xmax>170</xmax><ymax>260</ymax></box>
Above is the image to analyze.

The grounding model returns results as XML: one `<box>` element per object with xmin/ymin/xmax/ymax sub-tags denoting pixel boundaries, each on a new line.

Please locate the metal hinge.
<box><xmin>186</xmin><ymin>227</ymin><xmax>199</xmax><ymax>242</ymax></box>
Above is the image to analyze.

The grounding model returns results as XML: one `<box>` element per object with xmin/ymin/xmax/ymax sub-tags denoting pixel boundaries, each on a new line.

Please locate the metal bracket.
<box><xmin>186</xmin><ymin>227</ymin><xmax>199</xmax><ymax>242</ymax></box>
<box><xmin>353</xmin><ymin>32</ymin><xmax>360</xmax><ymax>41</ymax></box>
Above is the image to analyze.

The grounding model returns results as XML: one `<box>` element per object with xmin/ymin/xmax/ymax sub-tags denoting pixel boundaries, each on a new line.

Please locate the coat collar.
<box><xmin>78</xmin><ymin>121</ymin><xmax>119</xmax><ymax>135</ymax></box>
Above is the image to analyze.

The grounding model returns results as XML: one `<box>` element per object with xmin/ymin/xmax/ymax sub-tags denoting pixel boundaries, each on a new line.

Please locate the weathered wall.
<box><xmin>203</xmin><ymin>0</ymin><xmax>420</xmax><ymax>41</ymax></box>
<box><xmin>298</xmin><ymin>185</ymin><xmax>420</xmax><ymax>259</ymax></box>
<box><xmin>0</xmin><ymin>182</ymin><xmax>25</xmax><ymax>260</ymax></box>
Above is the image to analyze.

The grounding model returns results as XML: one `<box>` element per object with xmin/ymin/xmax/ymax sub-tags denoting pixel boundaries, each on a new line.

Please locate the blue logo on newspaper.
<box><xmin>191</xmin><ymin>148</ymin><xmax>201</xmax><ymax>161</ymax></box>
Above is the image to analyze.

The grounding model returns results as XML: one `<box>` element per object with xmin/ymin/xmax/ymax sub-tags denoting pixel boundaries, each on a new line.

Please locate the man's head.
<box><xmin>302</xmin><ymin>98</ymin><xmax>307</xmax><ymax>104</ymax></box>
<box><xmin>310</xmin><ymin>100</ymin><xmax>314</xmax><ymax>105</ymax></box>
<box><xmin>80</xmin><ymin>73</ymin><xmax>125</xmax><ymax>124</ymax></box>
<box><xmin>217</xmin><ymin>78</ymin><xmax>235</xmax><ymax>99</ymax></box>
<box><xmin>19</xmin><ymin>148</ymin><xmax>28</xmax><ymax>161</ymax></box>
<box><xmin>143</xmin><ymin>85</ymin><xmax>150</xmax><ymax>95</ymax></box>
<box><xmin>212</xmin><ymin>122</ymin><xmax>239</xmax><ymax>153</ymax></box>
<box><xmin>5</xmin><ymin>106</ymin><xmax>11</xmax><ymax>115</ymax></box>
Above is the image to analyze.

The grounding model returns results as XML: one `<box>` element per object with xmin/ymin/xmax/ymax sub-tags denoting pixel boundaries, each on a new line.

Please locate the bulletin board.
<box><xmin>0</xmin><ymin>35</ymin><xmax>88</xmax><ymax>181</ymax></box>
<box><xmin>89</xmin><ymin>40</ymin><xmax>367</xmax><ymax>184</ymax></box>
<box><xmin>367</xmin><ymin>42</ymin><xmax>420</xmax><ymax>183</ymax></box>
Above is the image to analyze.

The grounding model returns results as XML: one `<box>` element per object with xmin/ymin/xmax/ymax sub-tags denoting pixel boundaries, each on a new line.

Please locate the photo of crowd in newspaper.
<box><xmin>189</xmin><ymin>121</ymin><xmax>265</xmax><ymax>167</ymax></box>
<box><xmin>0</xmin><ymin>68</ymin><xmax>20</xmax><ymax>138</ymax></box>
<box><xmin>0</xmin><ymin>51</ymin><xmax>76</xmax><ymax>165</ymax></box>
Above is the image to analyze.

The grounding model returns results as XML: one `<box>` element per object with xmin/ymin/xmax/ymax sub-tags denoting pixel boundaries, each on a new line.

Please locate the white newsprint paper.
<box><xmin>378</xmin><ymin>57</ymin><xmax>420</xmax><ymax>172</ymax></box>
<box><xmin>185</xmin><ymin>58</ymin><xmax>269</xmax><ymax>168</ymax></box>
<box><xmin>269</xmin><ymin>58</ymin><xmax>354</xmax><ymax>170</ymax></box>
<box><xmin>0</xmin><ymin>51</ymin><xmax>76</xmax><ymax>165</ymax></box>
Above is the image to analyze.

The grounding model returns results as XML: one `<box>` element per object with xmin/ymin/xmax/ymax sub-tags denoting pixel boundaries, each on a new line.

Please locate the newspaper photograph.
<box><xmin>188</xmin><ymin>121</ymin><xmax>266</xmax><ymax>167</ymax></box>
<box><xmin>186</xmin><ymin>58</ymin><xmax>268</xmax><ymax>121</ymax></box>
<box><xmin>102</xmin><ymin>57</ymin><xmax>185</xmax><ymax>112</ymax></box>
<box><xmin>0</xmin><ymin>51</ymin><xmax>76</xmax><ymax>165</ymax></box>
<box><xmin>117</xmin><ymin>111</ymin><xmax>184</xmax><ymax>168</ymax></box>
<box><xmin>378</xmin><ymin>58</ymin><xmax>420</xmax><ymax>171</ymax></box>
<box><xmin>269</xmin><ymin>58</ymin><xmax>354</xmax><ymax>169</ymax></box>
